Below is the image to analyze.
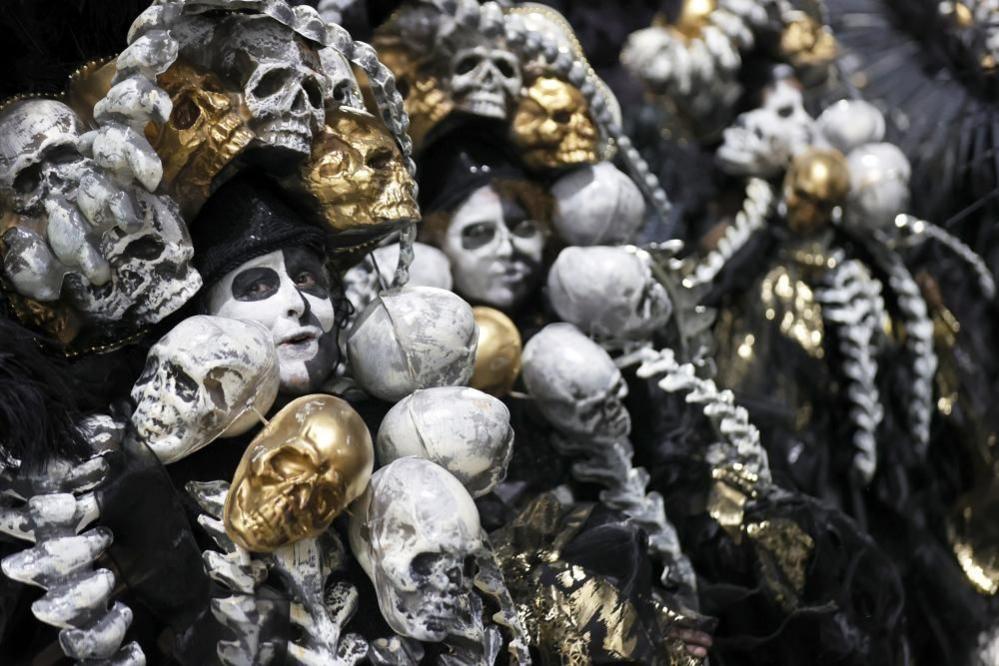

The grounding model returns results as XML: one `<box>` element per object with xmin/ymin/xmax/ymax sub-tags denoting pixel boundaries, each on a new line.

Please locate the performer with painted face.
<box><xmin>192</xmin><ymin>172</ymin><xmax>344</xmax><ymax>396</ymax></box>
<box><xmin>419</xmin><ymin>125</ymin><xmax>553</xmax><ymax>312</ymax></box>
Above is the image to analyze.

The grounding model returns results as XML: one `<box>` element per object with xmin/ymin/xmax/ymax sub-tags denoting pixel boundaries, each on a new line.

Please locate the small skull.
<box><xmin>209</xmin><ymin>14</ymin><xmax>328</xmax><ymax>159</ymax></box>
<box><xmin>551</xmin><ymin>162</ymin><xmax>645</xmax><ymax>246</ymax></box>
<box><xmin>347</xmin><ymin>286</ymin><xmax>478</xmax><ymax>402</ymax></box>
<box><xmin>846</xmin><ymin>143</ymin><xmax>911</xmax><ymax>230</ymax></box>
<box><xmin>376</xmin><ymin>387</ymin><xmax>514</xmax><ymax>497</ymax></box>
<box><xmin>225</xmin><ymin>394</ymin><xmax>374</xmax><ymax>553</ymax></box>
<box><xmin>449</xmin><ymin>44</ymin><xmax>522</xmax><ymax>119</ymax></box>
<box><xmin>717</xmin><ymin>78</ymin><xmax>814</xmax><ymax>177</ymax></box>
<box><xmin>815</xmin><ymin>100</ymin><xmax>886</xmax><ymax>155</ymax></box>
<box><xmin>547</xmin><ymin>245</ymin><xmax>672</xmax><ymax>341</ymax></box>
<box><xmin>348</xmin><ymin>457</ymin><xmax>483</xmax><ymax>642</ymax></box>
<box><xmin>300</xmin><ymin>108</ymin><xmax>418</xmax><ymax>235</ymax></box>
<box><xmin>147</xmin><ymin>59</ymin><xmax>254</xmax><ymax>217</ymax></box>
<box><xmin>521</xmin><ymin>323</ymin><xmax>631</xmax><ymax>439</ymax></box>
<box><xmin>783</xmin><ymin>148</ymin><xmax>851</xmax><ymax>235</ymax></box>
<box><xmin>65</xmin><ymin>191</ymin><xmax>202</xmax><ymax>324</ymax></box>
<box><xmin>130</xmin><ymin>315</ymin><xmax>280</xmax><ymax>464</ymax></box>
<box><xmin>511</xmin><ymin>77</ymin><xmax>599</xmax><ymax>170</ymax></box>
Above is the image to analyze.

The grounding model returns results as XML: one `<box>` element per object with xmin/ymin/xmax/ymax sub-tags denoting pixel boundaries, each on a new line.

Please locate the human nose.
<box><xmin>493</xmin><ymin>224</ymin><xmax>513</xmax><ymax>258</ymax></box>
<box><xmin>277</xmin><ymin>279</ymin><xmax>307</xmax><ymax>319</ymax></box>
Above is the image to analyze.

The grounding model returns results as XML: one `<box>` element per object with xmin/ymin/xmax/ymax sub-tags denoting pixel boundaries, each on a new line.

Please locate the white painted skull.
<box><xmin>209</xmin><ymin>14</ymin><xmax>328</xmax><ymax>158</ymax></box>
<box><xmin>846</xmin><ymin>143</ymin><xmax>912</xmax><ymax>230</ymax></box>
<box><xmin>376</xmin><ymin>387</ymin><xmax>513</xmax><ymax>497</ymax></box>
<box><xmin>547</xmin><ymin>245</ymin><xmax>672</xmax><ymax>341</ymax></box>
<box><xmin>716</xmin><ymin>79</ymin><xmax>814</xmax><ymax>177</ymax></box>
<box><xmin>64</xmin><ymin>190</ymin><xmax>202</xmax><ymax>324</ymax></box>
<box><xmin>815</xmin><ymin>100</ymin><xmax>886</xmax><ymax>154</ymax></box>
<box><xmin>348</xmin><ymin>457</ymin><xmax>482</xmax><ymax>642</ymax></box>
<box><xmin>449</xmin><ymin>44</ymin><xmax>522</xmax><ymax>119</ymax></box>
<box><xmin>130</xmin><ymin>315</ymin><xmax>280</xmax><ymax>464</ymax></box>
<box><xmin>342</xmin><ymin>242</ymin><xmax>453</xmax><ymax>325</ymax></box>
<box><xmin>551</xmin><ymin>162</ymin><xmax>646</xmax><ymax>246</ymax></box>
<box><xmin>521</xmin><ymin>323</ymin><xmax>631</xmax><ymax>439</ymax></box>
<box><xmin>346</xmin><ymin>286</ymin><xmax>478</xmax><ymax>402</ymax></box>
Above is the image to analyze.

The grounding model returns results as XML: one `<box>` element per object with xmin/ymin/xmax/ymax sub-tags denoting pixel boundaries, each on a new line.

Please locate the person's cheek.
<box><xmin>305</xmin><ymin>293</ymin><xmax>336</xmax><ymax>332</ymax></box>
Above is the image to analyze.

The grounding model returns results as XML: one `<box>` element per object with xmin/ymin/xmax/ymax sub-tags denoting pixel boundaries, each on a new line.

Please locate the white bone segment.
<box><xmin>0</xmin><ymin>456</ymin><xmax>145</xmax><ymax>664</ymax></box>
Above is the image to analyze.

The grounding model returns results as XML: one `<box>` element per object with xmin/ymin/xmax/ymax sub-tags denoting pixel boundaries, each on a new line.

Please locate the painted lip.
<box><xmin>276</xmin><ymin>326</ymin><xmax>323</xmax><ymax>360</ymax></box>
<box><xmin>492</xmin><ymin>262</ymin><xmax>531</xmax><ymax>283</ymax></box>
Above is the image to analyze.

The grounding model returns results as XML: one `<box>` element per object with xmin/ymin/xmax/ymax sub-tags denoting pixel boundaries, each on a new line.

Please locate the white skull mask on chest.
<box><xmin>349</xmin><ymin>457</ymin><xmax>483</xmax><ymax>642</ymax></box>
<box><xmin>205</xmin><ymin>247</ymin><xmax>339</xmax><ymax>395</ymax></box>
<box><xmin>522</xmin><ymin>323</ymin><xmax>631</xmax><ymax>440</ymax></box>
<box><xmin>130</xmin><ymin>315</ymin><xmax>280</xmax><ymax>464</ymax></box>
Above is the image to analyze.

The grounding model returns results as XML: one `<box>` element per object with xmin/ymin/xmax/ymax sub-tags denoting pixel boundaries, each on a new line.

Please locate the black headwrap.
<box><xmin>191</xmin><ymin>171</ymin><xmax>327</xmax><ymax>288</ymax></box>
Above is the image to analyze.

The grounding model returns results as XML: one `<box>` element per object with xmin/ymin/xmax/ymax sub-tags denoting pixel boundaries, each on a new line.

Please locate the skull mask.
<box><xmin>547</xmin><ymin>246</ymin><xmax>672</xmax><ymax>341</ymax></box>
<box><xmin>147</xmin><ymin>59</ymin><xmax>254</xmax><ymax>217</ymax></box>
<box><xmin>225</xmin><ymin>394</ymin><xmax>374</xmax><ymax>553</ymax></box>
<box><xmin>783</xmin><ymin>147</ymin><xmax>851</xmax><ymax>235</ymax></box>
<box><xmin>449</xmin><ymin>42</ymin><xmax>522</xmax><ymax>119</ymax></box>
<box><xmin>717</xmin><ymin>78</ymin><xmax>814</xmax><ymax>177</ymax></box>
<box><xmin>522</xmin><ymin>323</ymin><xmax>631</xmax><ymax>440</ymax></box>
<box><xmin>511</xmin><ymin>77</ymin><xmax>599</xmax><ymax>170</ymax></box>
<box><xmin>0</xmin><ymin>100</ymin><xmax>95</xmax><ymax>300</ymax></box>
<box><xmin>65</xmin><ymin>191</ymin><xmax>202</xmax><ymax>324</ymax></box>
<box><xmin>376</xmin><ymin>387</ymin><xmax>514</xmax><ymax>497</ymax></box>
<box><xmin>551</xmin><ymin>162</ymin><xmax>645</xmax><ymax>246</ymax></box>
<box><xmin>299</xmin><ymin>108</ymin><xmax>418</xmax><ymax>236</ymax></box>
<box><xmin>130</xmin><ymin>315</ymin><xmax>280</xmax><ymax>464</ymax></box>
<box><xmin>349</xmin><ymin>457</ymin><xmax>483</xmax><ymax>642</ymax></box>
<box><xmin>209</xmin><ymin>14</ymin><xmax>328</xmax><ymax>160</ymax></box>
<box><xmin>347</xmin><ymin>286</ymin><xmax>478</xmax><ymax>402</ymax></box>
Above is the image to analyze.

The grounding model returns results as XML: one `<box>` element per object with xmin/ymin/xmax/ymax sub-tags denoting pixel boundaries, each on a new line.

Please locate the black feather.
<box><xmin>0</xmin><ymin>317</ymin><xmax>89</xmax><ymax>471</ymax></box>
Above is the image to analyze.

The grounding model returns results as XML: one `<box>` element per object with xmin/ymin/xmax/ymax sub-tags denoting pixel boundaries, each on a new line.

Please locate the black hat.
<box><xmin>191</xmin><ymin>171</ymin><xmax>326</xmax><ymax>287</ymax></box>
<box><xmin>417</xmin><ymin>118</ymin><xmax>530</xmax><ymax>215</ymax></box>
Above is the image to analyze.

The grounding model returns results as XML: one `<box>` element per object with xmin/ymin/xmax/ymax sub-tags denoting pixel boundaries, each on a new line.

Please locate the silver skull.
<box><xmin>521</xmin><ymin>323</ymin><xmax>631</xmax><ymax>439</ymax></box>
<box><xmin>547</xmin><ymin>245</ymin><xmax>672</xmax><ymax>341</ymax></box>
<box><xmin>846</xmin><ymin>142</ymin><xmax>912</xmax><ymax>230</ymax></box>
<box><xmin>64</xmin><ymin>191</ymin><xmax>202</xmax><ymax>324</ymax></box>
<box><xmin>376</xmin><ymin>386</ymin><xmax>514</xmax><ymax>497</ymax></box>
<box><xmin>716</xmin><ymin>78</ymin><xmax>814</xmax><ymax>177</ymax></box>
<box><xmin>449</xmin><ymin>44</ymin><xmax>522</xmax><ymax>119</ymax></box>
<box><xmin>209</xmin><ymin>14</ymin><xmax>328</xmax><ymax>158</ymax></box>
<box><xmin>551</xmin><ymin>162</ymin><xmax>646</xmax><ymax>246</ymax></box>
<box><xmin>346</xmin><ymin>286</ymin><xmax>478</xmax><ymax>402</ymax></box>
<box><xmin>348</xmin><ymin>457</ymin><xmax>483</xmax><ymax>642</ymax></box>
<box><xmin>130</xmin><ymin>315</ymin><xmax>280</xmax><ymax>464</ymax></box>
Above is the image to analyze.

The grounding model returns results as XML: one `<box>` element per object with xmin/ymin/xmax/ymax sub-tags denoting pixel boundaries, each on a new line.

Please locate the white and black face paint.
<box><xmin>441</xmin><ymin>184</ymin><xmax>545</xmax><ymax>311</ymax></box>
<box><xmin>206</xmin><ymin>247</ymin><xmax>338</xmax><ymax>394</ymax></box>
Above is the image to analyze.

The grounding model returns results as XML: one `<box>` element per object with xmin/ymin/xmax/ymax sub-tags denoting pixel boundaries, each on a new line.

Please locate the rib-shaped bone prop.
<box><xmin>0</xmin><ymin>457</ymin><xmax>145</xmax><ymax>664</ymax></box>
<box><xmin>187</xmin><ymin>480</ymin><xmax>367</xmax><ymax>665</ymax></box>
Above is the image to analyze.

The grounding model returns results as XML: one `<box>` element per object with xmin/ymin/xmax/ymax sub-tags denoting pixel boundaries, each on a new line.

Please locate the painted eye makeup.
<box><xmin>232</xmin><ymin>267</ymin><xmax>280</xmax><ymax>301</ymax></box>
<box><xmin>283</xmin><ymin>247</ymin><xmax>331</xmax><ymax>298</ymax></box>
<box><xmin>460</xmin><ymin>222</ymin><xmax>497</xmax><ymax>250</ymax></box>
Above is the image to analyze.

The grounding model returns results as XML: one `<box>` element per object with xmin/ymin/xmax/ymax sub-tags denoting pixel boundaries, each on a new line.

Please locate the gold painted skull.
<box><xmin>783</xmin><ymin>148</ymin><xmax>851</xmax><ymax>235</ymax></box>
<box><xmin>224</xmin><ymin>394</ymin><xmax>374</xmax><ymax>553</ymax></box>
<box><xmin>146</xmin><ymin>60</ymin><xmax>253</xmax><ymax>218</ymax></box>
<box><xmin>512</xmin><ymin>77</ymin><xmax>599</xmax><ymax>170</ymax></box>
<box><xmin>301</xmin><ymin>107</ymin><xmax>419</xmax><ymax>238</ymax></box>
<box><xmin>375</xmin><ymin>42</ymin><xmax>454</xmax><ymax>149</ymax></box>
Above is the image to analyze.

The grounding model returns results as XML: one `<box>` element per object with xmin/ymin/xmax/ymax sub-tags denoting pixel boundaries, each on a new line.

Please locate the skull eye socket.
<box><xmin>267</xmin><ymin>449</ymin><xmax>314</xmax><ymax>479</ymax></box>
<box><xmin>125</xmin><ymin>236</ymin><xmax>166</xmax><ymax>260</ymax></box>
<box><xmin>253</xmin><ymin>69</ymin><xmax>290</xmax><ymax>99</ymax></box>
<box><xmin>455</xmin><ymin>55</ymin><xmax>479</xmax><ymax>75</ymax></box>
<box><xmin>494</xmin><ymin>58</ymin><xmax>516</xmax><ymax>79</ymax></box>
<box><xmin>12</xmin><ymin>163</ymin><xmax>42</xmax><ymax>195</ymax></box>
<box><xmin>777</xmin><ymin>105</ymin><xmax>794</xmax><ymax>118</ymax></box>
<box><xmin>410</xmin><ymin>552</ymin><xmax>447</xmax><ymax>578</ymax></box>
<box><xmin>552</xmin><ymin>110</ymin><xmax>572</xmax><ymax>124</ymax></box>
<box><xmin>172</xmin><ymin>97</ymin><xmax>202</xmax><ymax>130</ymax></box>
<box><xmin>365</xmin><ymin>149</ymin><xmax>393</xmax><ymax>171</ymax></box>
<box><xmin>165</xmin><ymin>362</ymin><xmax>199</xmax><ymax>402</ymax></box>
<box><xmin>136</xmin><ymin>355</ymin><xmax>160</xmax><ymax>386</ymax></box>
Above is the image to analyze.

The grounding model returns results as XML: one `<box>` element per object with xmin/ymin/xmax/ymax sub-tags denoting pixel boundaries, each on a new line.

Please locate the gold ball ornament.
<box><xmin>783</xmin><ymin>148</ymin><xmax>851</xmax><ymax>236</ymax></box>
<box><xmin>224</xmin><ymin>394</ymin><xmax>374</xmax><ymax>553</ymax></box>
<box><xmin>470</xmin><ymin>307</ymin><xmax>523</xmax><ymax>398</ymax></box>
